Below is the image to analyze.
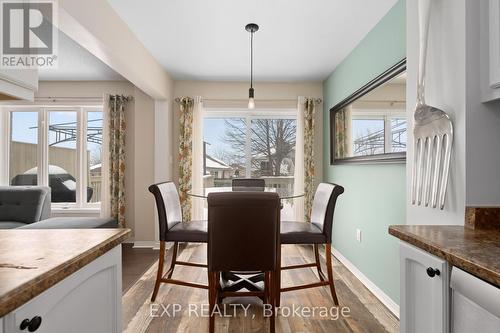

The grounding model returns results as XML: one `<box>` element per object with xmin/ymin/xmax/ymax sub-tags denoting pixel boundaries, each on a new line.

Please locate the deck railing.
<box><xmin>203</xmin><ymin>175</ymin><xmax>294</xmax><ymax>190</ymax></box>
<box><xmin>89</xmin><ymin>176</ymin><xmax>101</xmax><ymax>203</ymax></box>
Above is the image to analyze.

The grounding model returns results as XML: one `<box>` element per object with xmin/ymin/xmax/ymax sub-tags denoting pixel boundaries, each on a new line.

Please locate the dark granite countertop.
<box><xmin>0</xmin><ymin>229</ymin><xmax>130</xmax><ymax>317</ymax></box>
<box><xmin>389</xmin><ymin>225</ymin><xmax>500</xmax><ymax>287</ymax></box>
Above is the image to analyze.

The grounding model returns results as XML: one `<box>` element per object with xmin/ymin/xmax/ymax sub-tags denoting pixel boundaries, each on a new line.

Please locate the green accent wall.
<box><xmin>322</xmin><ymin>0</ymin><xmax>406</xmax><ymax>305</ymax></box>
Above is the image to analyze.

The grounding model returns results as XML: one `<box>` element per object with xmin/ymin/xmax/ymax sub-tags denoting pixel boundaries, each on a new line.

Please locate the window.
<box><xmin>48</xmin><ymin>110</ymin><xmax>78</xmax><ymax>203</ymax></box>
<box><xmin>9</xmin><ymin>111</ymin><xmax>38</xmax><ymax>186</ymax></box>
<box><xmin>351</xmin><ymin>112</ymin><xmax>407</xmax><ymax>157</ymax></box>
<box><xmin>203</xmin><ymin>109</ymin><xmax>297</xmax><ymax>219</ymax></box>
<box><xmin>391</xmin><ymin>117</ymin><xmax>407</xmax><ymax>153</ymax></box>
<box><xmin>7</xmin><ymin>106</ymin><xmax>103</xmax><ymax>209</ymax></box>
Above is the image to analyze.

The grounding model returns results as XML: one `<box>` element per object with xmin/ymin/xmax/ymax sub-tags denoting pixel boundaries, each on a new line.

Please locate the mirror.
<box><xmin>330</xmin><ymin>59</ymin><xmax>407</xmax><ymax>164</ymax></box>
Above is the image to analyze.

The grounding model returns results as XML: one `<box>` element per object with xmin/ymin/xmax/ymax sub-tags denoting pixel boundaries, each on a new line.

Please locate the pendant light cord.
<box><xmin>250</xmin><ymin>30</ymin><xmax>253</xmax><ymax>89</ymax></box>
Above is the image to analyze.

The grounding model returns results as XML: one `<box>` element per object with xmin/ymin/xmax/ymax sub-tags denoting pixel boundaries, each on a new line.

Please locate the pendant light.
<box><xmin>246</xmin><ymin>23</ymin><xmax>259</xmax><ymax>109</ymax></box>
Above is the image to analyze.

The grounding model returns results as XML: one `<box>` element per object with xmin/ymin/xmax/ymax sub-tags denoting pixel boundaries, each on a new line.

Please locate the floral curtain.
<box><xmin>335</xmin><ymin>108</ymin><xmax>348</xmax><ymax>158</ymax></box>
<box><xmin>178</xmin><ymin>97</ymin><xmax>194</xmax><ymax>221</ymax></box>
<box><xmin>109</xmin><ymin>95</ymin><xmax>127</xmax><ymax>228</ymax></box>
<box><xmin>303</xmin><ymin>98</ymin><xmax>316</xmax><ymax>221</ymax></box>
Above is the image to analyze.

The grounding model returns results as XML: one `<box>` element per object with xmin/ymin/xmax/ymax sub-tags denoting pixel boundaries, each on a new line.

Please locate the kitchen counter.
<box><xmin>0</xmin><ymin>228</ymin><xmax>130</xmax><ymax>317</ymax></box>
<box><xmin>389</xmin><ymin>225</ymin><xmax>500</xmax><ymax>287</ymax></box>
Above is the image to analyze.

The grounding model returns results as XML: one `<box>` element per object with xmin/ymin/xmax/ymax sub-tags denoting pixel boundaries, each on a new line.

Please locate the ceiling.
<box><xmin>107</xmin><ymin>0</ymin><xmax>398</xmax><ymax>82</ymax></box>
<box><xmin>38</xmin><ymin>30</ymin><xmax>125</xmax><ymax>81</ymax></box>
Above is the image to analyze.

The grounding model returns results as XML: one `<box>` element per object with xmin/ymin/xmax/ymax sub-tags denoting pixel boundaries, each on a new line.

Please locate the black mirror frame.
<box><xmin>329</xmin><ymin>58</ymin><xmax>407</xmax><ymax>165</ymax></box>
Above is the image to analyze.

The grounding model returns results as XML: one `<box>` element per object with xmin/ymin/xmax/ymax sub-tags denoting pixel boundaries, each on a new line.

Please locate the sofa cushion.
<box><xmin>18</xmin><ymin>217</ymin><xmax>118</xmax><ymax>229</ymax></box>
<box><xmin>0</xmin><ymin>221</ymin><xmax>27</xmax><ymax>229</ymax></box>
<box><xmin>0</xmin><ymin>186</ymin><xmax>51</xmax><ymax>223</ymax></box>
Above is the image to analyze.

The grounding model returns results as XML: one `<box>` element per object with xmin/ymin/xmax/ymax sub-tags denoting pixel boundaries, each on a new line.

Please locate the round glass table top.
<box><xmin>187</xmin><ymin>187</ymin><xmax>304</xmax><ymax>200</ymax></box>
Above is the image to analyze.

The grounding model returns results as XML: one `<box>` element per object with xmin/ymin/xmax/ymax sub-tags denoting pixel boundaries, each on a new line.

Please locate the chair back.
<box><xmin>231</xmin><ymin>178</ymin><xmax>265</xmax><ymax>191</ymax></box>
<box><xmin>208</xmin><ymin>192</ymin><xmax>280</xmax><ymax>272</ymax></box>
<box><xmin>310</xmin><ymin>183</ymin><xmax>344</xmax><ymax>243</ymax></box>
<box><xmin>148</xmin><ymin>182</ymin><xmax>183</xmax><ymax>241</ymax></box>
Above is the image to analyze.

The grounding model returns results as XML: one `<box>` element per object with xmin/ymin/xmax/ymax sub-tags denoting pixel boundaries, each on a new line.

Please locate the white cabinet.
<box><xmin>482</xmin><ymin>0</ymin><xmax>500</xmax><ymax>101</ymax></box>
<box><xmin>0</xmin><ymin>69</ymin><xmax>38</xmax><ymax>101</ymax></box>
<box><xmin>2</xmin><ymin>246</ymin><xmax>122</xmax><ymax>333</ymax></box>
<box><xmin>489</xmin><ymin>0</ymin><xmax>500</xmax><ymax>89</ymax></box>
<box><xmin>400</xmin><ymin>242</ymin><xmax>449</xmax><ymax>333</ymax></box>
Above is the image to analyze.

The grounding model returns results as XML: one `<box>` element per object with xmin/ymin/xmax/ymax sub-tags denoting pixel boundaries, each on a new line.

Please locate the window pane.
<box><xmin>203</xmin><ymin>116</ymin><xmax>297</xmax><ymax>220</ymax></box>
<box><xmin>251</xmin><ymin>118</ymin><xmax>297</xmax><ymax>220</ymax></box>
<box><xmin>48</xmin><ymin>111</ymin><xmax>77</xmax><ymax>203</ymax></box>
<box><xmin>203</xmin><ymin>118</ymin><xmax>245</xmax><ymax>188</ymax></box>
<box><xmin>352</xmin><ymin>119</ymin><xmax>385</xmax><ymax>156</ymax></box>
<box><xmin>9</xmin><ymin>112</ymin><xmax>38</xmax><ymax>185</ymax></box>
<box><xmin>250</xmin><ymin>119</ymin><xmax>296</xmax><ymax>178</ymax></box>
<box><xmin>87</xmin><ymin>111</ymin><xmax>103</xmax><ymax>203</ymax></box>
<box><xmin>391</xmin><ymin>118</ymin><xmax>407</xmax><ymax>152</ymax></box>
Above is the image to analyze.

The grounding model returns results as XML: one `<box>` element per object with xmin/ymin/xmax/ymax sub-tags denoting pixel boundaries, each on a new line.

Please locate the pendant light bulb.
<box><xmin>248</xmin><ymin>98</ymin><xmax>255</xmax><ymax>109</ymax></box>
<box><xmin>248</xmin><ymin>87</ymin><xmax>255</xmax><ymax>109</ymax></box>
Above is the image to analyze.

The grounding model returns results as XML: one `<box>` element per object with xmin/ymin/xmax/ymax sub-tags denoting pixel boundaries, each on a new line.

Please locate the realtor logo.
<box><xmin>1</xmin><ymin>0</ymin><xmax>58</xmax><ymax>68</ymax></box>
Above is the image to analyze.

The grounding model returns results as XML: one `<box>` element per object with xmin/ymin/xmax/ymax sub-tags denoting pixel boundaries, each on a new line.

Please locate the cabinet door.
<box><xmin>3</xmin><ymin>246</ymin><xmax>122</xmax><ymax>333</ymax></box>
<box><xmin>490</xmin><ymin>0</ymin><xmax>500</xmax><ymax>88</ymax></box>
<box><xmin>400</xmin><ymin>242</ymin><xmax>449</xmax><ymax>333</ymax></box>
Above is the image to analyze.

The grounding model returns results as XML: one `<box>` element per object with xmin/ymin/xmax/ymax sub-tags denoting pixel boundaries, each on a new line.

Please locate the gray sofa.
<box><xmin>0</xmin><ymin>186</ymin><xmax>117</xmax><ymax>229</ymax></box>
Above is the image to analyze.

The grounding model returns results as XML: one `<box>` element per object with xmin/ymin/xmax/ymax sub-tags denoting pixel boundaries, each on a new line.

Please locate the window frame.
<box><xmin>204</xmin><ymin>107</ymin><xmax>297</xmax><ymax>178</ymax></box>
<box><xmin>4</xmin><ymin>104</ymin><xmax>103</xmax><ymax>211</ymax></box>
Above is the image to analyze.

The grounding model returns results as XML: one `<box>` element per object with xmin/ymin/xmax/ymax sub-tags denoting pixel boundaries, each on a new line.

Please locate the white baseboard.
<box><xmin>331</xmin><ymin>247</ymin><xmax>400</xmax><ymax>318</ymax></box>
<box><xmin>132</xmin><ymin>241</ymin><xmax>161</xmax><ymax>250</ymax></box>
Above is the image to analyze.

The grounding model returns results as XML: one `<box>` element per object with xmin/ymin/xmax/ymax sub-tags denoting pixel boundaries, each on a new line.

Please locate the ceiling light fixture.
<box><xmin>246</xmin><ymin>23</ymin><xmax>259</xmax><ymax>109</ymax></box>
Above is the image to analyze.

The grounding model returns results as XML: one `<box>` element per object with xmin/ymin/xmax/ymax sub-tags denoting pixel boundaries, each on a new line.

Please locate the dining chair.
<box><xmin>207</xmin><ymin>192</ymin><xmax>280</xmax><ymax>333</ymax></box>
<box><xmin>231</xmin><ymin>178</ymin><xmax>265</xmax><ymax>190</ymax></box>
<box><xmin>148</xmin><ymin>181</ymin><xmax>208</xmax><ymax>302</ymax></box>
<box><xmin>277</xmin><ymin>182</ymin><xmax>344</xmax><ymax>307</ymax></box>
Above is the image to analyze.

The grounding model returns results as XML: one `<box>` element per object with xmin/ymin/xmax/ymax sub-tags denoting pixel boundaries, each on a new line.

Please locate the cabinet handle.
<box><xmin>426</xmin><ymin>267</ymin><xmax>441</xmax><ymax>278</ymax></box>
<box><xmin>19</xmin><ymin>316</ymin><xmax>42</xmax><ymax>332</ymax></box>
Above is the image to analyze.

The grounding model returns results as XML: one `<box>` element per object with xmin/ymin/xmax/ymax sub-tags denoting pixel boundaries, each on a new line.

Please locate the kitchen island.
<box><xmin>0</xmin><ymin>229</ymin><xmax>130</xmax><ymax>333</ymax></box>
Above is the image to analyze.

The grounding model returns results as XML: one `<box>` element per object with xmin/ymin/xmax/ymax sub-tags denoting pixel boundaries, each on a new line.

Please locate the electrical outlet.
<box><xmin>356</xmin><ymin>229</ymin><xmax>362</xmax><ymax>243</ymax></box>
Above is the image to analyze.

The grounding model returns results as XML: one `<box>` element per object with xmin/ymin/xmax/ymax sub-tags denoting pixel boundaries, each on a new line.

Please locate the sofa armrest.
<box><xmin>40</xmin><ymin>190</ymin><xmax>51</xmax><ymax>220</ymax></box>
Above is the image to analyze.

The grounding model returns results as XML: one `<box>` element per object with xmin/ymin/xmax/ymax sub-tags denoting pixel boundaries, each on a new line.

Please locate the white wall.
<box><xmin>172</xmin><ymin>80</ymin><xmax>324</xmax><ymax>186</ymax></box>
<box><xmin>406</xmin><ymin>0</ymin><xmax>466</xmax><ymax>225</ymax></box>
<box><xmin>406</xmin><ymin>0</ymin><xmax>500</xmax><ymax>226</ymax></box>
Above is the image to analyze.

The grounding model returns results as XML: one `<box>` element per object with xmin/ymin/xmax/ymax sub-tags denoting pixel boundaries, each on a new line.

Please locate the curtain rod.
<box><xmin>174</xmin><ymin>97</ymin><xmax>322</xmax><ymax>104</ymax></box>
<box><xmin>109</xmin><ymin>94</ymin><xmax>134</xmax><ymax>101</ymax></box>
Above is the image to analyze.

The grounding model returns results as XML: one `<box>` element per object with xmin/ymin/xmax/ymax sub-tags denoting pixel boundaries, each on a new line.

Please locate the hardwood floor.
<box><xmin>122</xmin><ymin>243</ymin><xmax>159</xmax><ymax>294</ymax></box>
<box><xmin>122</xmin><ymin>243</ymin><xmax>399</xmax><ymax>333</ymax></box>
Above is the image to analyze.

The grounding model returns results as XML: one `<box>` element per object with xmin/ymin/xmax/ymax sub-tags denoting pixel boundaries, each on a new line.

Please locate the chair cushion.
<box><xmin>280</xmin><ymin>221</ymin><xmax>326</xmax><ymax>244</ymax></box>
<box><xmin>0</xmin><ymin>221</ymin><xmax>27</xmax><ymax>229</ymax></box>
<box><xmin>18</xmin><ymin>217</ymin><xmax>118</xmax><ymax>229</ymax></box>
<box><xmin>166</xmin><ymin>220</ymin><xmax>208</xmax><ymax>243</ymax></box>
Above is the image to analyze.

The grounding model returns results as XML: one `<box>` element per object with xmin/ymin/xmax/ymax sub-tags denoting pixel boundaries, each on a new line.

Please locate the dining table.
<box><xmin>188</xmin><ymin>186</ymin><xmax>304</xmax><ymax>200</ymax></box>
<box><xmin>187</xmin><ymin>186</ymin><xmax>304</xmax><ymax>297</ymax></box>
